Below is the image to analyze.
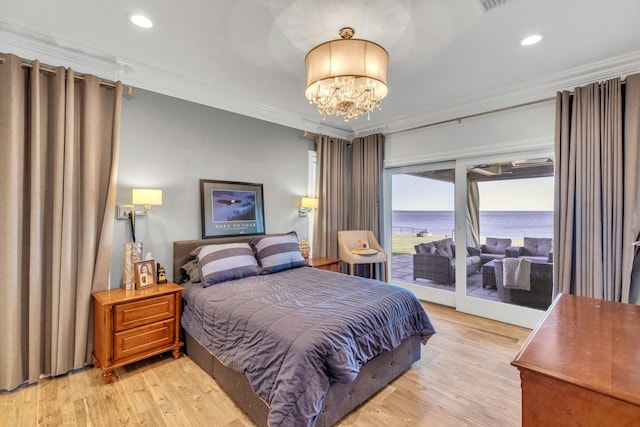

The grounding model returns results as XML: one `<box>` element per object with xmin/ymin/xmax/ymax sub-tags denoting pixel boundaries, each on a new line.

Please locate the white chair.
<box><xmin>337</xmin><ymin>230</ymin><xmax>388</xmax><ymax>282</ymax></box>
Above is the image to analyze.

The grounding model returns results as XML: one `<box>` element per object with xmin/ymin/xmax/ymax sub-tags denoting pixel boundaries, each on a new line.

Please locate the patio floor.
<box><xmin>391</xmin><ymin>254</ymin><xmax>499</xmax><ymax>302</ymax></box>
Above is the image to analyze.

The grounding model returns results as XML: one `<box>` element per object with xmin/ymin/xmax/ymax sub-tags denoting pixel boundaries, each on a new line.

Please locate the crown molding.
<box><xmin>358</xmin><ymin>49</ymin><xmax>640</xmax><ymax>137</ymax></box>
<box><xmin>0</xmin><ymin>22</ymin><xmax>354</xmax><ymax>140</ymax></box>
<box><xmin>3</xmin><ymin>21</ymin><xmax>639</xmax><ymax>142</ymax></box>
<box><xmin>0</xmin><ymin>23</ymin><xmax>121</xmax><ymax>79</ymax></box>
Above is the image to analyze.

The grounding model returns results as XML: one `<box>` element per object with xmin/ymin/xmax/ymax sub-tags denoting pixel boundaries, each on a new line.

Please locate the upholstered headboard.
<box><xmin>173</xmin><ymin>235</ymin><xmax>259</xmax><ymax>284</ymax></box>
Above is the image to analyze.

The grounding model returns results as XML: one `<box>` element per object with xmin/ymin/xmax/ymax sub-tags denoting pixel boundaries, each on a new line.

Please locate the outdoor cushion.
<box><xmin>483</xmin><ymin>237</ymin><xmax>512</xmax><ymax>254</ymax></box>
<box><xmin>433</xmin><ymin>238</ymin><xmax>454</xmax><ymax>257</ymax></box>
<box><xmin>415</xmin><ymin>242</ymin><xmax>436</xmax><ymax>254</ymax></box>
<box><xmin>523</xmin><ymin>237</ymin><xmax>552</xmax><ymax>257</ymax></box>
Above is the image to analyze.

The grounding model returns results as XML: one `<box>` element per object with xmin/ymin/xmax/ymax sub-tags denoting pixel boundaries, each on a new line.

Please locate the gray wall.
<box><xmin>110</xmin><ymin>89</ymin><xmax>314</xmax><ymax>288</ymax></box>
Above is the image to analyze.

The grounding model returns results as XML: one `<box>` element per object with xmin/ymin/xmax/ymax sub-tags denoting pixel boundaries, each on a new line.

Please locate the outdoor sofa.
<box><xmin>413</xmin><ymin>238</ymin><xmax>481</xmax><ymax>285</ymax></box>
<box><xmin>476</xmin><ymin>237</ymin><xmax>513</xmax><ymax>264</ymax></box>
<box><xmin>508</xmin><ymin>237</ymin><xmax>553</xmax><ymax>263</ymax></box>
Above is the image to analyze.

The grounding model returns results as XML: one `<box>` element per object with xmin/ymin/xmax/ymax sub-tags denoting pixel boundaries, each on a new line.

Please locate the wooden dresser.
<box><xmin>512</xmin><ymin>293</ymin><xmax>640</xmax><ymax>426</ymax></box>
<box><xmin>92</xmin><ymin>282</ymin><xmax>184</xmax><ymax>384</ymax></box>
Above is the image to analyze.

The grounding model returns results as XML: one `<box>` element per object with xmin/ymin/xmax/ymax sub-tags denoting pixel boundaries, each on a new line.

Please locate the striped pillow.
<box><xmin>251</xmin><ymin>233</ymin><xmax>307</xmax><ymax>274</ymax></box>
<box><xmin>191</xmin><ymin>243</ymin><xmax>259</xmax><ymax>287</ymax></box>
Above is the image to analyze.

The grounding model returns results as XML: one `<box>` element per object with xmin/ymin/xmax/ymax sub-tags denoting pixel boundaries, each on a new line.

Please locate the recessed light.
<box><xmin>521</xmin><ymin>34</ymin><xmax>543</xmax><ymax>46</ymax></box>
<box><xmin>130</xmin><ymin>14</ymin><xmax>153</xmax><ymax>29</ymax></box>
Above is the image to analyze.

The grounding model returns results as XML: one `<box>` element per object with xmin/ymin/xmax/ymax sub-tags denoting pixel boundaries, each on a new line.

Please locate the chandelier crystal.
<box><xmin>305</xmin><ymin>28</ymin><xmax>389</xmax><ymax>122</ymax></box>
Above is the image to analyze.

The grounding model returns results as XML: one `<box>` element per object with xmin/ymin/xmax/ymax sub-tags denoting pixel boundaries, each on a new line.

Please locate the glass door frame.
<box><xmin>384</xmin><ymin>161</ymin><xmax>457</xmax><ymax>308</ymax></box>
<box><xmin>385</xmin><ymin>148</ymin><xmax>554</xmax><ymax>329</ymax></box>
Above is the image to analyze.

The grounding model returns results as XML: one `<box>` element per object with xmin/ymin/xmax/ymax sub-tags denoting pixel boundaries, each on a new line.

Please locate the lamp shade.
<box><xmin>304</xmin><ymin>28</ymin><xmax>389</xmax><ymax>121</ymax></box>
<box><xmin>132</xmin><ymin>189</ymin><xmax>163</xmax><ymax>206</ymax></box>
<box><xmin>300</xmin><ymin>197</ymin><xmax>319</xmax><ymax>209</ymax></box>
<box><xmin>305</xmin><ymin>38</ymin><xmax>388</xmax><ymax>98</ymax></box>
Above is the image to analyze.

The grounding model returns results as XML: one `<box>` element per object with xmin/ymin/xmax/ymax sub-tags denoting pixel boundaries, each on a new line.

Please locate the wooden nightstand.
<box><xmin>92</xmin><ymin>282</ymin><xmax>184</xmax><ymax>384</ymax></box>
<box><xmin>307</xmin><ymin>257</ymin><xmax>342</xmax><ymax>272</ymax></box>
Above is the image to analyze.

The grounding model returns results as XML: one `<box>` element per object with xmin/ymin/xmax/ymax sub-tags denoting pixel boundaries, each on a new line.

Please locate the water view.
<box><xmin>392</xmin><ymin>210</ymin><xmax>553</xmax><ymax>239</ymax></box>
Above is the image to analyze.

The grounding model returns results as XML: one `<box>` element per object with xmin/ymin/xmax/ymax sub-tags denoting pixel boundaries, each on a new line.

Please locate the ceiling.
<box><xmin>410</xmin><ymin>157</ymin><xmax>554</xmax><ymax>183</ymax></box>
<box><xmin>1</xmin><ymin>0</ymin><xmax>640</xmax><ymax>139</ymax></box>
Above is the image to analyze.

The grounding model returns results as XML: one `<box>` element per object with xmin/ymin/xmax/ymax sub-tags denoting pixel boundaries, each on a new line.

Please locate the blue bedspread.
<box><xmin>181</xmin><ymin>266</ymin><xmax>435</xmax><ymax>426</ymax></box>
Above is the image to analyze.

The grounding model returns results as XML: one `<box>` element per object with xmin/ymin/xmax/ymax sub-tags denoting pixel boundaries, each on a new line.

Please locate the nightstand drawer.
<box><xmin>114</xmin><ymin>295</ymin><xmax>175</xmax><ymax>332</ymax></box>
<box><xmin>114</xmin><ymin>319</ymin><xmax>175</xmax><ymax>362</ymax></box>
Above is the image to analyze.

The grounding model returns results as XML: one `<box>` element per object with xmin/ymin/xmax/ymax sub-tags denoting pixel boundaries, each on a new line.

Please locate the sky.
<box><xmin>392</xmin><ymin>174</ymin><xmax>554</xmax><ymax>211</ymax></box>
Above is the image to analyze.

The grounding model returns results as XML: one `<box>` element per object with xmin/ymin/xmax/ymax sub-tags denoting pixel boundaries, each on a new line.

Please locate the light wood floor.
<box><xmin>0</xmin><ymin>302</ymin><xmax>532</xmax><ymax>427</ymax></box>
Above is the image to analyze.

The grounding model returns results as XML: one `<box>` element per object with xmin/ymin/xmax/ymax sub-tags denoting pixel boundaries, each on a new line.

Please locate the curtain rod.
<box><xmin>0</xmin><ymin>55</ymin><xmax>134</xmax><ymax>94</ymax></box>
<box><xmin>390</xmin><ymin>78</ymin><xmax>628</xmax><ymax>136</ymax></box>
<box><xmin>390</xmin><ymin>96</ymin><xmax>556</xmax><ymax>135</ymax></box>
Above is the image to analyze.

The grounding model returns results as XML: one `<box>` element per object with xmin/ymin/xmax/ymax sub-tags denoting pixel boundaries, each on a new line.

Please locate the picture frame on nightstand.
<box><xmin>134</xmin><ymin>259</ymin><xmax>156</xmax><ymax>289</ymax></box>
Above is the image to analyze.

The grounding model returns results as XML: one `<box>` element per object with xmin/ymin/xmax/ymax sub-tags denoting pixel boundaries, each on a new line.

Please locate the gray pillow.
<box><xmin>250</xmin><ymin>232</ymin><xmax>307</xmax><ymax>274</ymax></box>
<box><xmin>180</xmin><ymin>259</ymin><xmax>201</xmax><ymax>283</ymax></box>
<box><xmin>191</xmin><ymin>242</ymin><xmax>259</xmax><ymax>287</ymax></box>
<box><xmin>484</xmin><ymin>237</ymin><xmax>512</xmax><ymax>254</ymax></box>
<box><xmin>433</xmin><ymin>239</ymin><xmax>454</xmax><ymax>258</ymax></box>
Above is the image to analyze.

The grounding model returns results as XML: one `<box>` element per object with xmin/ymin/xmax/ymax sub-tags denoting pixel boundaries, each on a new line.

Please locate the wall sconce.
<box><xmin>132</xmin><ymin>188</ymin><xmax>163</xmax><ymax>214</ymax></box>
<box><xmin>117</xmin><ymin>188</ymin><xmax>163</xmax><ymax>219</ymax></box>
<box><xmin>298</xmin><ymin>197</ymin><xmax>318</xmax><ymax>217</ymax></box>
<box><xmin>117</xmin><ymin>189</ymin><xmax>163</xmax><ymax>241</ymax></box>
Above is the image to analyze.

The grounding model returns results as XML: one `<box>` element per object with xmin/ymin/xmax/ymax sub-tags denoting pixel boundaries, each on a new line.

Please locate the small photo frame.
<box><xmin>134</xmin><ymin>259</ymin><xmax>156</xmax><ymax>289</ymax></box>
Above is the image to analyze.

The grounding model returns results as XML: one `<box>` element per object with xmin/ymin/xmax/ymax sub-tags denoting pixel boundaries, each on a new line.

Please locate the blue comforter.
<box><xmin>181</xmin><ymin>266</ymin><xmax>435</xmax><ymax>426</ymax></box>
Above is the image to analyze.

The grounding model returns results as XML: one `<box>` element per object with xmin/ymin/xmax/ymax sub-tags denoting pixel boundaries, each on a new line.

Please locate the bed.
<box><xmin>173</xmin><ymin>234</ymin><xmax>435</xmax><ymax>427</ymax></box>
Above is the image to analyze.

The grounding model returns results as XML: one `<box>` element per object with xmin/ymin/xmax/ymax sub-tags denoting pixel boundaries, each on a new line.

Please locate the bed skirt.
<box><xmin>184</xmin><ymin>330</ymin><xmax>421</xmax><ymax>427</ymax></box>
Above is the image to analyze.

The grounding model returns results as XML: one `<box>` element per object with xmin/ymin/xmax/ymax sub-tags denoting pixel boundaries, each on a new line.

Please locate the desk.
<box><xmin>512</xmin><ymin>294</ymin><xmax>640</xmax><ymax>426</ymax></box>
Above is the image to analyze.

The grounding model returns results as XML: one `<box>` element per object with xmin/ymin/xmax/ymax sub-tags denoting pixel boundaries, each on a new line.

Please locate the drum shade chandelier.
<box><xmin>305</xmin><ymin>27</ymin><xmax>389</xmax><ymax>122</ymax></box>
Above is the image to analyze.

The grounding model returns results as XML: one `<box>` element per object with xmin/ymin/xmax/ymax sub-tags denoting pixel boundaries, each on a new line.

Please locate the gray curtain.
<box><xmin>348</xmin><ymin>134</ymin><xmax>385</xmax><ymax>279</ymax></box>
<box><xmin>312</xmin><ymin>133</ymin><xmax>385</xmax><ymax>270</ymax></box>
<box><xmin>0</xmin><ymin>53</ymin><xmax>122</xmax><ymax>391</ymax></box>
<box><xmin>554</xmin><ymin>73</ymin><xmax>640</xmax><ymax>303</ymax></box>
<box><xmin>466</xmin><ymin>179</ymin><xmax>480</xmax><ymax>247</ymax></box>
<box><xmin>349</xmin><ymin>134</ymin><xmax>385</xmax><ymax>238</ymax></box>
<box><xmin>312</xmin><ymin>135</ymin><xmax>350</xmax><ymax>258</ymax></box>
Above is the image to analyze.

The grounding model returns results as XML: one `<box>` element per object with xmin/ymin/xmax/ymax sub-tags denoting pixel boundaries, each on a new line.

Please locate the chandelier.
<box><xmin>305</xmin><ymin>27</ymin><xmax>389</xmax><ymax>122</ymax></box>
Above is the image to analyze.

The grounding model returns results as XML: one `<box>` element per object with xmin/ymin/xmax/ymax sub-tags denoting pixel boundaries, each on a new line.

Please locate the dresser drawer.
<box><xmin>114</xmin><ymin>295</ymin><xmax>175</xmax><ymax>332</ymax></box>
<box><xmin>114</xmin><ymin>319</ymin><xmax>175</xmax><ymax>362</ymax></box>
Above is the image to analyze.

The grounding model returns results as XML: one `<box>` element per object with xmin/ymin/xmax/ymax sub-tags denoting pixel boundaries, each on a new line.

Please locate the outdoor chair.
<box><xmin>477</xmin><ymin>237</ymin><xmax>513</xmax><ymax>264</ymax></box>
<box><xmin>412</xmin><ymin>238</ymin><xmax>481</xmax><ymax>285</ymax></box>
<box><xmin>493</xmin><ymin>259</ymin><xmax>553</xmax><ymax>310</ymax></box>
<box><xmin>509</xmin><ymin>237</ymin><xmax>553</xmax><ymax>263</ymax></box>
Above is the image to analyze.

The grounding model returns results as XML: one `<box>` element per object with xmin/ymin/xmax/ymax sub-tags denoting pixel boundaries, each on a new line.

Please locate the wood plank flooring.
<box><xmin>0</xmin><ymin>302</ymin><xmax>532</xmax><ymax>427</ymax></box>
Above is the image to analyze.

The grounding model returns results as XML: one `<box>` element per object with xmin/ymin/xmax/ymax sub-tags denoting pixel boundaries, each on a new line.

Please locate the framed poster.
<box><xmin>200</xmin><ymin>179</ymin><xmax>266</xmax><ymax>238</ymax></box>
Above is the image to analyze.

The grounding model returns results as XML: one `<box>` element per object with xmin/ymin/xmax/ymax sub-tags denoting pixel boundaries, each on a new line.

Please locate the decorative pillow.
<box><xmin>250</xmin><ymin>232</ymin><xmax>307</xmax><ymax>274</ymax></box>
<box><xmin>484</xmin><ymin>237</ymin><xmax>512</xmax><ymax>254</ymax></box>
<box><xmin>180</xmin><ymin>259</ymin><xmax>201</xmax><ymax>283</ymax></box>
<box><xmin>433</xmin><ymin>238</ymin><xmax>454</xmax><ymax>258</ymax></box>
<box><xmin>415</xmin><ymin>242</ymin><xmax>435</xmax><ymax>254</ymax></box>
<box><xmin>523</xmin><ymin>237</ymin><xmax>552</xmax><ymax>256</ymax></box>
<box><xmin>191</xmin><ymin>243</ymin><xmax>259</xmax><ymax>287</ymax></box>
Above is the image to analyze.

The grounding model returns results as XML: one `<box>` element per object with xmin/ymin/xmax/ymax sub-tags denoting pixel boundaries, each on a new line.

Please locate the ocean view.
<box><xmin>392</xmin><ymin>210</ymin><xmax>553</xmax><ymax>239</ymax></box>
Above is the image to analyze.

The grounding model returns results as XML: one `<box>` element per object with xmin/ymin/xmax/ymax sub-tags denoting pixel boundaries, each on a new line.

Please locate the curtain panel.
<box><xmin>349</xmin><ymin>134</ymin><xmax>385</xmax><ymax>238</ymax></box>
<box><xmin>554</xmin><ymin>72</ymin><xmax>640</xmax><ymax>303</ymax></box>
<box><xmin>0</xmin><ymin>53</ymin><xmax>122</xmax><ymax>391</ymax></box>
<box><xmin>313</xmin><ymin>133</ymin><xmax>385</xmax><ymax>279</ymax></box>
<box><xmin>313</xmin><ymin>135</ymin><xmax>350</xmax><ymax>258</ymax></box>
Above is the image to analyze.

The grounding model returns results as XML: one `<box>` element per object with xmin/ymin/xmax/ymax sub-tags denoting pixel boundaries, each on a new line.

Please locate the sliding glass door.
<box><xmin>388</xmin><ymin>162</ymin><xmax>457</xmax><ymax>306</ymax></box>
<box><xmin>465</xmin><ymin>158</ymin><xmax>554</xmax><ymax>309</ymax></box>
<box><xmin>386</xmin><ymin>151</ymin><xmax>555</xmax><ymax>328</ymax></box>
